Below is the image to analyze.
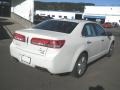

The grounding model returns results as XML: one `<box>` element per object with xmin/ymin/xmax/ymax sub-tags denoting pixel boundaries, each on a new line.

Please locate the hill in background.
<box><xmin>34</xmin><ymin>1</ymin><xmax>95</xmax><ymax>12</ymax></box>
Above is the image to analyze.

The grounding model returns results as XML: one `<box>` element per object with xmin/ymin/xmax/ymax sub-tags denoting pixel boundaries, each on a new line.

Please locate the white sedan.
<box><xmin>10</xmin><ymin>19</ymin><xmax>115</xmax><ymax>77</ymax></box>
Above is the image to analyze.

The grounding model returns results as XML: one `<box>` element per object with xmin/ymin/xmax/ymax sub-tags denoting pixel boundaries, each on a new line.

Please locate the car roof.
<box><xmin>50</xmin><ymin>19</ymin><xmax>93</xmax><ymax>24</ymax></box>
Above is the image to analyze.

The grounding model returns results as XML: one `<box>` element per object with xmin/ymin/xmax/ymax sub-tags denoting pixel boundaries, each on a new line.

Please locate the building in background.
<box><xmin>11</xmin><ymin>0</ymin><xmax>34</xmax><ymax>23</ymax></box>
<box><xmin>35</xmin><ymin>10</ymin><xmax>82</xmax><ymax>19</ymax></box>
<box><xmin>83</xmin><ymin>6</ymin><xmax>120</xmax><ymax>25</ymax></box>
<box><xmin>11</xmin><ymin>0</ymin><xmax>83</xmax><ymax>26</ymax></box>
<box><xmin>11</xmin><ymin>1</ymin><xmax>120</xmax><ymax>27</ymax></box>
<box><xmin>34</xmin><ymin>10</ymin><xmax>83</xmax><ymax>24</ymax></box>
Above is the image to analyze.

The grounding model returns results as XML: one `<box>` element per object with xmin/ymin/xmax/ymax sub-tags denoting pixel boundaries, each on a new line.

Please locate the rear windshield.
<box><xmin>33</xmin><ymin>20</ymin><xmax>78</xmax><ymax>34</ymax></box>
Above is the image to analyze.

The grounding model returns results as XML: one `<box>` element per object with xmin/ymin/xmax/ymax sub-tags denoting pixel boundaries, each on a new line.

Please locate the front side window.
<box><xmin>82</xmin><ymin>24</ymin><xmax>96</xmax><ymax>37</ymax></box>
<box><xmin>94</xmin><ymin>24</ymin><xmax>106</xmax><ymax>36</ymax></box>
<box><xmin>33</xmin><ymin>20</ymin><xmax>78</xmax><ymax>34</ymax></box>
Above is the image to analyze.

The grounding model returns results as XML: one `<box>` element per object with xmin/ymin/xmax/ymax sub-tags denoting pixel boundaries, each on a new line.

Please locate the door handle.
<box><xmin>87</xmin><ymin>41</ymin><xmax>92</xmax><ymax>44</ymax></box>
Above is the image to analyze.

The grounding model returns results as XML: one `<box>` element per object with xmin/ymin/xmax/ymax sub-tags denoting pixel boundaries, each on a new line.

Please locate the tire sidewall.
<box><xmin>72</xmin><ymin>53</ymin><xmax>88</xmax><ymax>78</ymax></box>
<box><xmin>107</xmin><ymin>43</ymin><xmax>114</xmax><ymax>57</ymax></box>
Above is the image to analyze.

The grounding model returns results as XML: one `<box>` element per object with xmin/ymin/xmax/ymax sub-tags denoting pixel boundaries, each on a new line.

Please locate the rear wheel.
<box><xmin>72</xmin><ymin>53</ymin><xmax>88</xmax><ymax>78</ymax></box>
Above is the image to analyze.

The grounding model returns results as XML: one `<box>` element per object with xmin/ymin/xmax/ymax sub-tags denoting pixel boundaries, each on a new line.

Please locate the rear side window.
<box><xmin>33</xmin><ymin>20</ymin><xmax>78</xmax><ymax>34</ymax></box>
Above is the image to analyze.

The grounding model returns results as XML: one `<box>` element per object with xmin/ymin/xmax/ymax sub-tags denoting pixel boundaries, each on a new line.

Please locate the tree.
<box><xmin>34</xmin><ymin>1</ymin><xmax>95</xmax><ymax>12</ymax></box>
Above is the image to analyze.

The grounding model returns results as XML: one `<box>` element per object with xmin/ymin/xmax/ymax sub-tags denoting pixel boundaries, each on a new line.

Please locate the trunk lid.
<box><xmin>13</xmin><ymin>29</ymin><xmax>67</xmax><ymax>56</ymax></box>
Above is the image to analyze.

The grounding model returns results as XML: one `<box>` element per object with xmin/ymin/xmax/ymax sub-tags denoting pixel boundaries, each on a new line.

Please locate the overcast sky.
<box><xmin>37</xmin><ymin>0</ymin><xmax>120</xmax><ymax>6</ymax></box>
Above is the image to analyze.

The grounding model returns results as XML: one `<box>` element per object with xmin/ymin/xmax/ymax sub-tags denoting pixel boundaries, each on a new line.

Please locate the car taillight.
<box><xmin>31</xmin><ymin>38</ymin><xmax>65</xmax><ymax>48</ymax></box>
<box><xmin>13</xmin><ymin>33</ymin><xmax>25</xmax><ymax>42</ymax></box>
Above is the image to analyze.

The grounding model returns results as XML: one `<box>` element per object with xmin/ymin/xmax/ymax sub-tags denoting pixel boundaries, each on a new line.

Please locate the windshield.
<box><xmin>33</xmin><ymin>20</ymin><xmax>78</xmax><ymax>34</ymax></box>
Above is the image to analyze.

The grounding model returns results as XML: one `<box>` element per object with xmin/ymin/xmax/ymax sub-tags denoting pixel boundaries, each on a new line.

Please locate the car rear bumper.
<box><xmin>10</xmin><ymin>42</ymin><xmax>72</xmax><ymax>74</ymax></box>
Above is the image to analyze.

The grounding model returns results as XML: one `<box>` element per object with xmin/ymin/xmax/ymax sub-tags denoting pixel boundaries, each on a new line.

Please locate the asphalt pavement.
<box><xmin>0</xmin><ymin>17</ymin><xmax>120</xmax><ymax>90</ymax></box>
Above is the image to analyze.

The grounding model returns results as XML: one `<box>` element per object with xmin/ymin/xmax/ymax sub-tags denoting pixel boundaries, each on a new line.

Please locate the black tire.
<box><xmin>72</xmin><ymin>53</ymin><xmax>88</xmax><ymax>78</ymax></box>
<box><xmin>107</xmin><ymin>43</ymin><xmax>114</xmax><ymax>57</ymax></box>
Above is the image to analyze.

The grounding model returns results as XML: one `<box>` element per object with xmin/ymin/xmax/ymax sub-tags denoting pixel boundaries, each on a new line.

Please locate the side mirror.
<box><xmin>106</xmin><ymin>31</ymin><xmax>112</xmax><ymax>36</ymax></box>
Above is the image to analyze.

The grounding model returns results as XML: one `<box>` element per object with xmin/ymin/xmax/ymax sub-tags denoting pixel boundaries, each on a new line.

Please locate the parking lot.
<box><xmin>0</xmin><ymin>21</ymin><xmax>120</xmax><ymax>90</ymax></box>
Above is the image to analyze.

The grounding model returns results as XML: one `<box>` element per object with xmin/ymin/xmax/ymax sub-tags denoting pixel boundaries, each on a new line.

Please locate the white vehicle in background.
<box><xmin>10</xmin><ymin>19</ymin><xmax>115</xmax><ymax>77</ymax></box>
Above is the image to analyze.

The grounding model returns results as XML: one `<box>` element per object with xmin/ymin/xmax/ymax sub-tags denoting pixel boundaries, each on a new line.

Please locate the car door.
<box><xmin>82</xmin><ymin>23</ymin><xmax>102</xmax><ymax>62</ymax></box>
<box><xmin>94</xmin><ymin>24</ymin><xmax>110</xmax><ymax>54</ymax></box>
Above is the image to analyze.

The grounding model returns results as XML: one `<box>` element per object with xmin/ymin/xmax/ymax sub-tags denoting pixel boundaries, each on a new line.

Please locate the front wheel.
<box><xmin>72</xmin><ymin>53</ymin><xmax>88</xmax><ymax>78</ymax></box>
<box><xmin>107</xmin><ymin>43</ymin><xmax>114</xmax><ymax>57</ymax></box>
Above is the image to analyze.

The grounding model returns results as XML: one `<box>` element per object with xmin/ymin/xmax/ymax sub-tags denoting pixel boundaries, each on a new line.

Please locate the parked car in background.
<box><xmin>10</xmin><ymin>19</ymin><xmax>115</xmax><ymax>78</ymax></box>
<box><xmin>111</xmin><ymin>22</ymin><xmax>119</xmax><ymax>28</ymax></box>
<box><xmin>34</xmin><ymin>15</ymin><xmax>53</xmax><ymax>24</ymax></box>
<box><xmin>102</xmin><ymin>22</ymin><xmax>113</xmax><ymax>28</ymax></box>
